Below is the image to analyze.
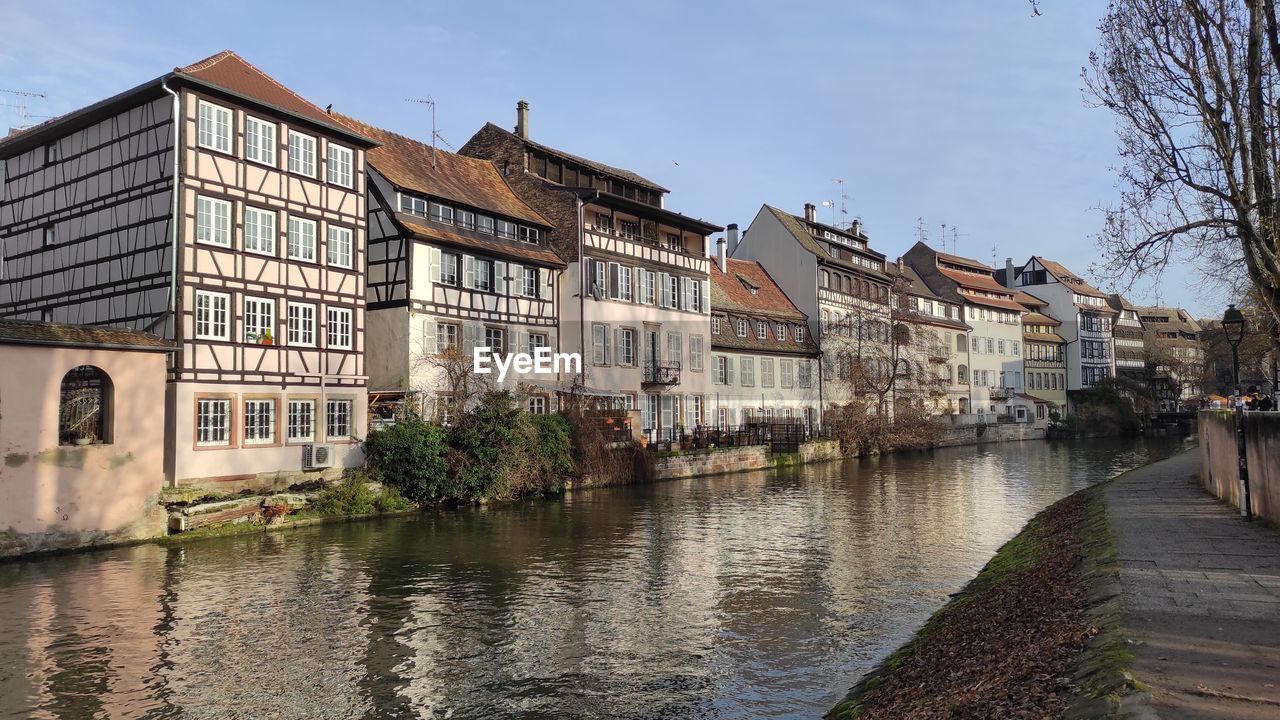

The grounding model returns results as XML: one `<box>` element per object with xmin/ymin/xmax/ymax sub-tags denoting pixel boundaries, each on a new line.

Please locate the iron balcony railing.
<box><xmin>642</xmin><ymin>361</ymin><xmax>681</xmax><ymax>385</ymax></box>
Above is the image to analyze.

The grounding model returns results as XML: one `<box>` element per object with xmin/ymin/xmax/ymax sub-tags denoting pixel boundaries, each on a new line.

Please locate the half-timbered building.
<box><xmin>460</xmin><ymin>102</ymin><xmax>721</xmax><ymax>440</ymax></box>
<box><xmin>0</xmin><ymin>51</ymin><xmax>376</xmax><ymax>488</ymax></box>
<box><xmin>734</xmin><ymin>204</ymin><xmax>893</xmax><ymax>418</ymax></box>
<box><xmin>328</xmin><ymin>112</ymin><xmax>561</xmax><ymax>418</ymax></box>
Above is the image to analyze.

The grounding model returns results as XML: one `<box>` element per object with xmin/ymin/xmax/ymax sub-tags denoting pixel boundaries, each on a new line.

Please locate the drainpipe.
<box><xmin>577</xmin><ymin>195</ymin><xmax>586</xmax><ymax>389</ymax></box>
<box><xmin>161</xmin><ymin>80</ymin><xmax>181</xmax><ymax>335</ymax></box>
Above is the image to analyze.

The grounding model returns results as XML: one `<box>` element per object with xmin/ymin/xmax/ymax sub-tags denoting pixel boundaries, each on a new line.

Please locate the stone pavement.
<box><xmin>1105</xmin><ymin>449</ymin><xmax>1280</xmax><ymax>719</ymax></box>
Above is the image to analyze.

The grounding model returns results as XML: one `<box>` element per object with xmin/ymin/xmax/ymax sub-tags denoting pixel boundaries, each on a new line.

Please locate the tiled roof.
<box><xmin>1024</xmin><ymin>331</ymin><xmax>1066</xmax><ymax>343</ymax></box>
<box><xmin>963</xmin><ymin>294</ymin><xmax>1028</xmax><ymax>312</ymax></box>
<box><xmin>0</xmin><ymin>320</ymin><xmax>171</xmax><ymax>350</ymax></box>
<box><xmin>175</xmin><ymin>51</ymin><xmax>370</xmax><ymax>143</ymax></box>
<box><xmin>1036</xmin><ymin>256</ymin><xmax>1107</xmax><ymax>297</ymax></box>
<box><xmin>710</xmin><ymin>259</ymin><xmax>818</xmax><ymax>356</ymax></box>
<box><xmin>399</xmin><ymin>216</ymin><xmax>565</xmax><ymax>267</ymax></box>
<box><xmin>1134</xmin><ymin>306</ymin><xmax>1202</xmax><ymax>334</ymax></box>
<box><xmin>1018</xmin><ymin>392</ymin><xmax>1059</xmax><ymax>405</ymax></box>
<box><xmin>936</xmin><ymin>250</ymin><xmax>991</xmax><ymax>271</ymax></box>
<box><xmin>480</xmin><ymin>122</ymin><xmax>668</xmax><ymax>192</ymax></box>
<box><xmin>762</xmin><ymin>205</ymin><xmax>889</xmax><ymax>279</ymax></box>
<box><xmin>1021</xmin><ymin>311</ymin><xmax>1062</xmax><ymax>326</ymax></box>
<box><xmin>331</xmin><ymin>112</ymin><xmax>549</xmax><ymax>227</ymax></box>
<box><xmin>938</xmin><ymin>267</ymin><xmax>1014</xmax><ymax>294</ymax></box>
<box><xmin>1012</xmin><ymin>289</ymin><xmax>1050</xmax><ymax>309</ymax></box>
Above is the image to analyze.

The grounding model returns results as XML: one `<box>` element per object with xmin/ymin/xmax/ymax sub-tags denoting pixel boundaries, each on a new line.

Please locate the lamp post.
<box><xmin>1221</xmin><ymin>304</ymin><xmax>1251</xmax><ymax>520</ymax></box>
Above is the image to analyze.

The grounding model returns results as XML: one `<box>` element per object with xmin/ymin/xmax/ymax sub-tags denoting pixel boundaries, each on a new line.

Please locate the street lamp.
<box><xmin>1221</xmin><ymin>303</ymin><xmax>1251</xmax><ymax>521</ymax></box>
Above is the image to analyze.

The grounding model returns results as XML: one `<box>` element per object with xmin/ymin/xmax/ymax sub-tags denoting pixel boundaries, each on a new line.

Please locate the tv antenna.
<box><xmin>405</xmin><ymin>97</ymin><xmax>445</xmax><ymax>168</ymax></box>
<box><xmin>821</xmin><ymin>200</ymin><xmax>837</xmax><ymax>226</ymax></box>
<box><xmin>833</xmin><ymin>178</ymin><xmax>850</xmax><ymax>227</ymax></box>
<box><xmin>1</xmin><ymin>88</ymin><xmax>48</xmax><ymax>129</ymax></box>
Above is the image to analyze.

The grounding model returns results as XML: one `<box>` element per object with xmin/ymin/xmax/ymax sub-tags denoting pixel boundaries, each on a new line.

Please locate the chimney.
<box><xmin>852</xmin><ymin>217</ymin><xmax>863</xmax><ymax>236</ymax></box>
<box><xmin>716</xmin><ymin>237</ymin><xmax>727</xmax><ymax>273</ymax></box>
<box><xmin>803</xmin><ymin>203</ymin><xmax>817</xmax><ymax>222</ymax></box>
<box><xmin>516</xmin><ymin>100</ymin><xmax>530</xmax><ymax>140</ymax></box>
<box><xmin>1004</xmin><ymin>257</ymin><xmax>1016</xmax><ymax>288</ymax></box>
<box><xmin>897</xmin><ymin>257</ymin><xmax>904</xmax><ymax>272</ymax></box>
<box><xmin>726</xmin><ymin>223</ymin><xmax>740</xmax><ymax>256</ymax></box>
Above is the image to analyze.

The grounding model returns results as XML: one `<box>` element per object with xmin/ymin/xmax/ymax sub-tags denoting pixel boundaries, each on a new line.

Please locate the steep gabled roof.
<box><xmin>762</xmin><ymin>205</ymin><xmax>889</xmax><ymax>278</ymax></box>
<box><xmin>176</xmin><ymin>51</ymin><xmax>334</xmax><ymax>126</ymax></box>
<box><xmin>710</xmin><ymin>260</ymin><xmax>818</xmax><ymax>356</ymax></box>
<box><xmin>331</xmin><ymin>112</ymin><xmax>549</xmax><ymax>227</ymax></box>
<box><xmin>1035</xmin><ymin>256</ymin><xmax>1107</xmax><ymax>297</ymax></box>
<box><xmin>478</xmin><ymin>121</ymin><xmax>668</xmax><ymax>192</ymax></box>
<box><xmin>0</xmin><ymin>320</ymin><xmax>171</xmax><ymax>351</ymax></box>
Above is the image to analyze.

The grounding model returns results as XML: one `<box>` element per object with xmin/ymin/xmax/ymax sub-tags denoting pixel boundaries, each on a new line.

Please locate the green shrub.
<box><xmin>448</xmin><ymin>390</ymin><xmax>523</xmax><ymax>500</ymax></box>
<box><xmin>365</xmin><ymin>412</ymin><xmax>448</xmax><ymax>502</ymax></box>
<box><xmin>311</xmin><ymin>477</ymin><xmax>378</xmax><ymax>516</ymax></box>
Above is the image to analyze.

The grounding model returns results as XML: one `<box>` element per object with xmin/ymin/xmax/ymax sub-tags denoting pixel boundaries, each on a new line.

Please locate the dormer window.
<box><xmin>776</xmin><ymin>323</ymin><xmax>787</xmax><ymax>341</ymax></box>
<box><xmin>430</xmin><ymin>202</ymin><xmax>454</xmax><ymax>225</ymax></box>
<box><xmin>518</xmin><ymin>226</ymin><xmax>541</xmax><ymax>244</ymax></box>
<box><xmin>795</xmin><ymin>326</ymin><xmax>806</xmax><ymax>343</ymax></box>
<box><xmin>756</xmin><ymin>321</ymin><xmax>767</xmax><ymax>340</ymax></box>
<box><xmin>496</xmin><ymin>219</ymin><xmax>517</xmax><ymax>240</ymax></box>
<box><xmin>457</xmin><ymin>210</ymin><xmax>476</xmax><ymax>230</ymax></box>
<box><xmin>735</xmin><ymin>319</ymin><xmax>747</xmax><ymax>337</ymax></box>
<box><xmin>712</xmin><ymin>316</ymin><xmax>722</xmax><ymax>334</ymax></box>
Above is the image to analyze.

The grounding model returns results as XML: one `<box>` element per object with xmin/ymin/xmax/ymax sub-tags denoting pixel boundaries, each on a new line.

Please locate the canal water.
<box><xmin>0</xmin><ymin>436</ymin><xmax>1192</xmax><ymax>719</ymax></box>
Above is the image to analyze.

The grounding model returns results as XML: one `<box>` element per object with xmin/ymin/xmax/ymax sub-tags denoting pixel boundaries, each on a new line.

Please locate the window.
<box><xmin>327</xmin><ymin>226</ymin><xmax>353</xmax><ymax>268</ymax></box>
<box><xmin>715</xmin><ymin>356</ymin><xmax>729</xmax><ymax>384</ymax></box>
<box><xmin>518</xmin><ymin>226</ymin><xmax>541</xmax><ymax>244</ymax></box>
<box><xmin>619</xmin><ymin>220</ymin><xmax>638</xmax><ymax>240</ymax></box>
<box><xmin>287</xmin><ymin>130</ymin><xmax>316</xmax><ymax>176</ymax></box>
<box><xmin>685</xmin><ymin>395</ymin><xmax>702</xmax><ymax>429</ymax></box>
<box><xmin>618</xmin><ymin>327</ymin><xmax>635</xmax><ymax>366</ymax></box>
<box><xmin>438</xmin><ymin>323</ymin><xmax>460</xmax><ymax>351</ymax></box>
<box><xmin>496</xmin><ymin>219</ymin><xmax>517</xmax><ymax>240</ymax></box>
<box><xmin>985</xmin><ymin>338</ymin><xmax>994</xmax><ymax>354</ymax></box>
<box><xmin>775</xmin><ymin>323</ymin><xmax>787</xmax><ymax>341</ymax></box>
<box><xmin>475</xmin><ymin>258</ymin><xmax>494</xmax><ymax>292</ymax></box>
<box><xmin>666</xmin><ymin>331</ymin><xmax>682</xmax><ymax>367</ymax></box>
<box><xmin>327</xmin><ymin>143</ymin><xmax>353</xmax><ymax>187</ymax></box>
<box><xmin>666</xmin><ymin>274</ymin><xmax>680</xmax><ymax>308</ymax></box>
<box><xmin>287</xmin><ymin>400</ymin><xmax>315</xmax><ymax>442</ymax></box>
<box><xmin>528</xmin><ymin>397</ymin><xmax>548</xmax><ymax>415</ymax></box>
<box><xmin>798</xmin><ymin>360</ymin><xmax>813</xmax><ymax>388</ymax></box>
<box><xmin>196</xmin><ymin>196</ymin><xmax>232</xmax><ymax>247</ymax></box>
<box><xmin>781</xmin><ymin>359</ymin><xmax>794</xmax><ymax>388</ymax></box>
<box><xmin>756</xmin><ymin>321</ymin><xmax>767</xmax><ymax>340</ymax></box>
<box><xmin>1012</xmin><ymin>341</ymin><xmax>1020</xmax><ymax>356</ymax></box>
<box><xmin>440</xmin><ymin>252</ymin><xmax>460</xmax><ymax>286</ymax></box>
<box><xmin>736</xmin><ymin>319</ymin><xmax>747</xmax><ymax>337</ymax></box>
<box><xmin>327</xmin><ymin>307</ymin><xmax>352</xmax><ymax>349</ymax></box>
<box><xmin>244</xmin><ymin>116</ymin><xmax>276</xmax><ymax>166</ymax></box>
<box><xmin>712</xmin><ymin>316</ymin><xmax>722</xmax><ymax>334</ymax></box>
<box><xmin>522</xmin><ymin>266</ymin><xmax>539</xmax><ymax>297</ymax></box>
<box><xmin>287</xmin><ymin>217</ymin><xmax>317</xmax><ymax>261</ymax></box>
<box><xmin>244</xmin><ymin>399</ymin><xmax>276</xmax><ymax>445</ymax></box>
<box><xmin>689</xmin><ymin>280</ymin><xmax>702</xmax><ymax>311</ymax></box>
<box><xmin>244</xmin><ymin>296</ymin><xmax>275</xmax><ymax>342</ymax></box>
<box><xmin>618</xmin><ymin>264</ymin><xmax>633</xmax><ymax>301</ymax></box>
<box><xmin>287</xmin><ymin>302</ymin><xmax>316</xmax><ymax>346</ymax></box>
<box><xmin>196</xmin><ymin>398</ymin><xmax>231</xmax><ymax>446</ymax></box>
<box><xmin>528</xmin><ymin>333</ymin><xmax>547</xmax><ymax>354</ymax></box>
<box><xmin>326</xmin><ymin>399</ymin><xmax>352</xmax><ymax>440</ymax></box>
<box><xmin>690</xmin><ymin>335</ymin><xmax>704</xmax><ymax>371</ymax></box>
<box><xmin>484</xmin><ymin>327</ymin><xmax>505</xmax><ymax>354</ymax></box>
<box><xmin>244</xmin><ymin>206</ymin><xmax>276</xmax><ymax>255</ymax></box>
<box><xmin>430</xmin><ymin>202</ymin><xmax>454</xmax><ymax>224</ymax></box>
<box><xmin>197</xmin><ymin>100</ymin><xmax>232</xmax><ymax>153</ymax></box>
<box><xmin>761</xmin><ymin>358</ymin><xmax>775</xmax><ymax>387</ymax></box>
<box><xmin>477</xmin><ymin>215</ymin><xmax>495</xmax><ymax>235</ymax></box>
<box><xmin>997</xmin><ymin>340</ymin><xmax>1006</xmax><ymax>354</ymax></box>
<box><xmin>795</xmin><ymin>326</ymin><xmax>806</xmax><ymax>343</ymax></box>
<box><xmin>402</xmin><ymin>195</ymin><xmax>428</xmax><ymax>216</ymax></box>
<box><xmin>639</xmin><ymin>269</ymin><xmax>656</xmax><ymax>305</ymax></box>
<box><xmin>58</xmin><ymin>365</ymin><xmax>112</xmax><ymax>445</ymax></box>
<box><xmin>195</xmin><ymin>290</ymin><xmax>230</xmax><ymax>340</ymax></box>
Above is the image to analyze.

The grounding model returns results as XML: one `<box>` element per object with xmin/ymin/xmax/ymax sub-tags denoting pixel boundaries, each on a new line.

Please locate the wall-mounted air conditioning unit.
<box><xmin>303</xmin><ymin>443</ymin><xmax>336</xmax><ymax>469</ymax></box>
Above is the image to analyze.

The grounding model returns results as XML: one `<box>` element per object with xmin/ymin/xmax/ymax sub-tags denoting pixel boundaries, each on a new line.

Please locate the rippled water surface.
<box><xmin>0</xmin><ymin>436</ymin><xmax>1193</xmax><ymax>719</ymax></box>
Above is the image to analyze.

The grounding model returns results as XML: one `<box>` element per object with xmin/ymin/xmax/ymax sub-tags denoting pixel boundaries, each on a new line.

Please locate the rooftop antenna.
<box><xmin>821</xmin><ymin>200</ymin><xmax>836</xmax><ymax>226</ymax></box>
<box><xmin>833</xmin><ymin>178</ymin><xmax>850</xmax><ymax>228</ymax></box>
<box><xmin>1</xmin><ymin>88</ymin><xmax>48</xmax><ymax>129</ymax></box>
<box><xmin>940</xmin><ymin>223</ymin><xmax>947</xmax><ymax>252</ymax></box>
<box><xmin>915</xmin><ymin>217</ymin><xmax>928</xmax><ymax>243</ymax></box>
<box><xmin>405</xmin><ymin>97</ymin><xmax>440</xmax><ymax>169</ymax></box>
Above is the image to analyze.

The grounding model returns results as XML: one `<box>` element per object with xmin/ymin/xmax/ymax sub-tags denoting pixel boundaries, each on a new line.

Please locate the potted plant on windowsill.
<box><xmin>73</xmin><ymin>432</ymin><xmax>96</xmax><ymax>446</ymax></box>
<box><xmin>260</xmin><ymin>329</ymin><xmax>274</xmax><ymax>346</ymax></box>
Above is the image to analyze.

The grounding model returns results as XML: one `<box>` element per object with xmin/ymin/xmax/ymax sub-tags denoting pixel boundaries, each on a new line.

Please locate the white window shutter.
<box><xmin>602</xmin><ymin>324</ymin><xmax>611</xmax><ymax>365</ymax></box>
<box><xmin>463</xmin><ymin>323</ymin><xmax>477</xmax><ymax>351</ymax></box>
<box><xmin>633</xmin><ymin>267</ymin><xmax>644</xmax><ymax>304</ymax></box>
<box><xmin>429</xmin><ymin>247</ymin><xmax>441</xmax><ymax>284</ymax></box>
<box><xmin>509</xmin><ymin>263</ymin><xmax>522</xmax><ymax>295</ymax></box>
<box><xmin>726</xmin><ymin>357</ymin><xmax>735</xmax><ymax>386</ymax></box>
<box><xmin>463</xmin><ymin>255</ymin><xmax>476</xmax><ymax>289</ymax></box>
<box><xmin>701</xmin><ymin>280</ymin><xmax>710</xmax><ymax>314</ymax></box>
<box><xmin>608</xmin><ymin>262</ymin><xmax>620</xmax><ymax>299</ymax></box>
<box><xmin>658</xmin><ymin>272</ymin><xmax>670</xmax><ymax>308</ymax></box>
<box><xmin>495</xmin><ymin>261</ymin><xmax>507</xmax><ymax>294</ymax></box>
<box><xmin>680</xmin><ymin>276</ymin><xmax>691</xmax><ymax>310</ymax></box>
<box><xmin>541</xmin><ymin>267</ymin><xmax>552</xmax><ymax>300</ymax></box>
<box><xmin>422</xmin><ymin>318</ymin><xmax>437</xmax><ymax>355</ymax></box>
<box><xmin>614</xmin><ymin>327</ymin><xmax>624</xmax><ymax>365</ymax></box>
<box><xmin>517</xmin><ymin>329</ymin><xmax>528</xmax><ymax>355</ymax></box>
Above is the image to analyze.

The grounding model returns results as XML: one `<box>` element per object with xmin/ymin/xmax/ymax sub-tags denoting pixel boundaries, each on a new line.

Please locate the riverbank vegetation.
<box><xmin>366</xmin><ymin>390</ymin><xmax>647</xmax><ymax>504</ymax></box>
<box><xmin>825</xmin><ymin>399</ymin><xmax>949</xmax><ymax>456</ymax></box>
<box><xmin>827</xmin><ymin>482</ymin><xmax>1125</xmax><ymax>719</ymax></box>
<box><xmin>1050</xmin><ymin>380</ymin><xmax>1144</xmax><ymax>438</ymax></box>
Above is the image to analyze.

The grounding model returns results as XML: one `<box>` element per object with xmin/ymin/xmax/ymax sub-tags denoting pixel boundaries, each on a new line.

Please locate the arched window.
<box><xmin>893</xmin><ymin>323</ymin><xmax>911</xmax><ymax>346</ymax></box>
<box><xmin>59</xmin><ymin>365</ymin><xmax>113</xmax><ymax>445</ymax></box>
<box><xmin>957</xmin><ymin>364</ymin><xmax>968</xmax><ymax>383</ymax></box>
<box><xmin>956</xmin><ymin>333</ymin><xmax>966</xmax><ymax>352</ymax></box>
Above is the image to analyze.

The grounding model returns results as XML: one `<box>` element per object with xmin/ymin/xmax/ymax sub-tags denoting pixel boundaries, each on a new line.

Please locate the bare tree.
<box><xmin>411</xmin><ymin>341</ymin><xmax>494</xmax><ymax>422</ymax></box>
<box><xmin>1086</xmin><ymin>0</ymin><xmax>1280</xmax><ymax>327</ymax></box>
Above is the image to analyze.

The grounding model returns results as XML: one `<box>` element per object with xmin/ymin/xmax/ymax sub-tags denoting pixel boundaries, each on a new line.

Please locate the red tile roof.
<box><xmin>400</xmin><ymin>217</ymin><xmax>564</xmax><ymax>267</ymax></box>
<box><xmin>331</xmin><ymin>112</ymin><xmax>549</xmax><ymax>227</ymax></box>
<box><xmin>938</xmin><ymin>266</ymin><xmax>1017</xmax><ymax>295</ymax></box>
<box><xmin>711</xmin><ymin>259</ymin><xmax>806</xmax><ymax>320</ymax></box>
<box><xmin>1035</xmin><ymin>256</ymin><xmax>1107</xmax><ymax>297</ymax></box>
<box><xmin>176</xmin><ymin>50</ymin><xmax>336</xmax><ymax>127</ymax></box>
<box><xmin>0</xmin><ymin>320</ymin><xmax>171</xmax><ymax>350</ymax></box>
<box><xmin>936</xmin><ymin>250</ymin><xmax>991</xmax><ymax>271</ymax></box>
<box><xmin>962</xmin><ymin>293</ymin><xmax>1028</xmax><ymax>312</ymax></box>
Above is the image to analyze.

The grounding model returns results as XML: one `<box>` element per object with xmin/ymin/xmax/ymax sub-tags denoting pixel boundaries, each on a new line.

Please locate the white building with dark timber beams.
<box><xmin>328</xmin><ymin>112</ymin><xmax>562</xmax><ymax>419</ymax></box>
<box><xmin>0</xmin><ymin>51</ymin><xmax>377</xmax><ymax>489</ymax></box>
<box><xmin>460</xmin><ymin>102</ymin><xmax>722</xmax><ymax>441</ymax></box>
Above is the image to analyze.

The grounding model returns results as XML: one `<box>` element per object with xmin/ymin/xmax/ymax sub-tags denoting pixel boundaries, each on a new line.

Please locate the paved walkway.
<box><xmin>1105</xmin><ymin>449</ymin><xmax>1280</xmax><ymax>719</ymax></box>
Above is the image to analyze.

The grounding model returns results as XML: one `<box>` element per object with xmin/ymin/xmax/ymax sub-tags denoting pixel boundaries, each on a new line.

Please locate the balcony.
<box><xmin>989</xmin><ymin>386</ymin><xmax>1016</xmax><ymax>400</ymax></box>
<box><xmin>642</xmin><ymin>361</ymin><xmax>681</xmax><ymax>386</ymax></box>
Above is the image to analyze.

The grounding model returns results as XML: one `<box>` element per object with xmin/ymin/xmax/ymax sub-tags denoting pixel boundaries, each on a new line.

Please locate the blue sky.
<box><xmin>0</xmin><ymin>0</ymin><xmax>1217</xmax><ymax>316</ymax></box>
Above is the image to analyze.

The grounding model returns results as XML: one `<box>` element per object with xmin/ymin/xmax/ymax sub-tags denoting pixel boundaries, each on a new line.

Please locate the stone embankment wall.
<box><xmin>932</xmin><ymin>422</ymin><xmax>1047</xmax><ymax>448</ymax></box>
<box><xmin>653</xmin><ymin>440</ymin><xmax>841</xmax><ymax>481</ymax></box>
<box><xmin>1199</xmin><ymin>410</ymin><xmax>1280</xmax><ymax>523</ymax></box>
